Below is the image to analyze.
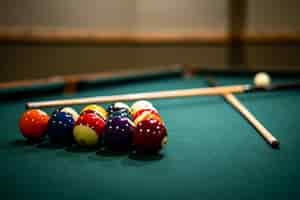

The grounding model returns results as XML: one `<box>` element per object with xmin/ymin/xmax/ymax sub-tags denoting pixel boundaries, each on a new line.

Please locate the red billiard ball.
<box><xmin>80</xmin><ymin>104</ymin><xmax>108</xmax><ymax>120</ymax></box>
<box><xmin>133</xmin><ymin>118</ymin><xmax>167</xmax><ymax>153</ymax></box>
<box><xmin>19</xmin><ymin>109</ymin><xmax>49</xmax><ymax>141</ymax></box>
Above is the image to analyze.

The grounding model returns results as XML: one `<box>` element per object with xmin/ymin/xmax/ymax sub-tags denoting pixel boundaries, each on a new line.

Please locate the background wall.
<box><xmin>0</xmin><ymin>0</ymin><xmax>300</xmax><ymax>82</ymax></box>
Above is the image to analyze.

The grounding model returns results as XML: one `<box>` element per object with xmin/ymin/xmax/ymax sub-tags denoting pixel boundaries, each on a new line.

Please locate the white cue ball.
<box><xmin>254</xmin><ymin>72</ymin><xmax>271</xmax><ymax>87</ymax></box>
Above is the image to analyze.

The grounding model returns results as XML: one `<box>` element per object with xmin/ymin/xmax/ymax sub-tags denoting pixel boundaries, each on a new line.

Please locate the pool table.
<box><xmin>1</xmin><ymin>66</ymin><xmax>300</xmax><ymax>200</ymax></box>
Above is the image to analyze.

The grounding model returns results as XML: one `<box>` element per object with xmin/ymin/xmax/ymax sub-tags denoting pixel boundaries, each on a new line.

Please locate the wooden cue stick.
<box><xmin>26</xmin><ymin>84</ymin><xmax>248</xmax><ymax>109</ymax></box>
<box><xmin>206</xmin><ymin>78</ymin><xmax>279</xmax><ymax>148</ymax></box>
<box><xmin>224</xmin><ymin>94</ymin><xmax>279</xmax><ymax>147</ymax></box>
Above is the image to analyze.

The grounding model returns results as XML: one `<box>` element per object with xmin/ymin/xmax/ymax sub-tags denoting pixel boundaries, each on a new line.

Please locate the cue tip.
<box><xmin>25</xmin><ymin>103</ymin><xmax>33</xmax><ymax>110</ymax></box>
<box><xmin>271</xmin><ymin>140</ymin><xmax>280</xmax><ymax>149</ymax></box>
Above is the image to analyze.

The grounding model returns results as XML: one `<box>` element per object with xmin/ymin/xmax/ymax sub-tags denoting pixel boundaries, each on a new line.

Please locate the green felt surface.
<box><xmin>0</xmin><ymin>72</ymin><xmax>300</xmax><ymax>200</ymax></box>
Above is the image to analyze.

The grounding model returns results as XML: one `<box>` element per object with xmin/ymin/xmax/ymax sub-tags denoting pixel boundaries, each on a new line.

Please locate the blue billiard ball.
<box><xmin>47</xmin><ymin>111</ymin><xmax>76</xmax><ymax>144</ymax></box>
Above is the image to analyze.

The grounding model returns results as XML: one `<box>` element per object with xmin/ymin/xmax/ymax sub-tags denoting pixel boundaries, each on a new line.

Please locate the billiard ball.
<box><xmin>132</xmin><ymin>104</ymin><xmax>158</xmax><ymax>119</ymax></box>
<box><xmin>52</xmin><ymin>107</ymin><xmax>79</xmax><ymax>122</ymax></box>
<box><xmin>132</xmin><ymin>108</ymin><xmax>159</xmax><ymax>120</ymax></box>
<box><xmin>73</xmin><ymin>112</ymin><xmax>105</xmax><ymax>147</ymax></box>
<box><xmin>81</xmin><ymin>104</ymin><xmax>108</xmax><ymax>120</ymax></box>
<box><xmin>47</xmin><ymin>110</ymin><xmax>76</xmax><ymax>144</ymax></box>
<box><xmin>103</xmin><ymin>116</ymin><xmax>136</xmax><ymax>151</ymax></box>
<box><xmin>254</xmin><ymin>72</ymin><xmax>271</xmax><ymax>87</ymax></box>
<box><xmin>131</xmin><ymin>100</ymin><xmax>154</xmax><ymax>114</ymax></box>
<box><xmin>133</xmin><ymin>118</ymin><xmax>167</xmax><ymax>153</ymax></box>
<box><xmin>107</xmin><ymin>102</ymin><xmax>131</xmax><ymax>114</ymax></box>
<box><xmin>131</xmin><ymin>100</ymin><xmax>153</xmax><ymax>110</ymax></box>
<box><xmin>59</xmin><ymin>107</ymin><xmax>79</xmax><ymax>121</ymax></box>
<box><xmin>134</xmin><ymin>110</ymin><xmax>163</xmax><ymax>125</ymax></box>
<box><xmin>108</xmin><ymin>108</ymin><xmax>133</xmax><ymax>120</ymax></box>
<box><xmin>19</xmin><ymin>109</ymin><xmax>49</xmax><ymax>141</ymax></box>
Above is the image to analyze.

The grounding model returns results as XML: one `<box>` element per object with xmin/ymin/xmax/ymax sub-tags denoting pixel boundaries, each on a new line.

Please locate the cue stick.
<box><xmin>26</xmin><ymin>84</ymin><xmax>247</xmax><ymax>108</ymax></box>
<box><xmin>205</xmin><ymin>77</ymin><xmax>279</xmax><ymax>148</ymax></box>
<box><xmin>26</xmin><ymin>82</ymin><xmax>300</xmax><ymax>109</ymax></box>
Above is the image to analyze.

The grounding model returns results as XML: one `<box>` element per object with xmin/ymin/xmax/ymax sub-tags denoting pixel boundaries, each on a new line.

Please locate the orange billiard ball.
<box><xmin>19</xmin><ymin>109</ymin><xmax>49</xmax><ymax>141</ymax></box>
<box><xmin>134</xmin><ymin>110</ymin><xmax>163</xmax><ymax>125</ymax></box>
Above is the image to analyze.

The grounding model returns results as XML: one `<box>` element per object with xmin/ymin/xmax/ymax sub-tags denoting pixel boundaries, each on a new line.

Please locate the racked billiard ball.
<box><xmin>47</xmin><ymin>110</ymin><xmax>76</xmax><ymax>144</ymax></box>
<box><xmin>59</xmin><ymin>107</ymin><xmax>79</xmax><ymax>121</ymax></box>
<box><xmin>73</xmin><ymin>112</ymin><xmax>105</xmax><ymax>147</ymax></box>
<box><xmin>19</xmin><ymin>109</ymin><xmax>49</xmax><ymax>141</ymax></box>
<box><xmin>134</xmin><ymin>110</ymin><xmax>163</xmax><ymax>125</ymax></box>
<box><xmin>107</xmin><ymin>102</ymin><xmax>131</xmax><ymax>114</ymax></box>
<box><xmin>133</xmin><ymin>118</ymin><xmax>167</xmax><ymax>153</ymax></box>
<box><xmin>81</xmin><ymin>104</ymin><xmax>108</xmax><ymax>120</ymax></box>
<box><xmin>131</xmin><ymin>100</ymin><xmax>153</xmax><ymax>112</ymax></box>
<box><xmin>131</xmin><ymin>101</ymin><xmax>157</xmax><ymax>119</ymax></box>
<box><xmin>132</xmin><ymin>107</ymin><xmax>159</xmax><ymax>120</ymax></box>
<box><xmin>103</xmin><ymin>116</ymin><xmax>136</xmax><ymax>151</ymax></box>
<box><xmin>108</xmin><ymin>108</ymin><xmax>133</xmax><ymax>120</ymax></box>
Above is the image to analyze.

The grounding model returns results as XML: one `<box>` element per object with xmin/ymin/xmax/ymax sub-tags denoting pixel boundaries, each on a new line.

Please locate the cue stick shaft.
<box><xmin>205</xmin><ymin>77</ymin><xmax>279</xmax><ymax>147</ymax></box>
<box><xmin>223</xmin><ymin>93</ymin><xmax>279</xmax><ymax>147</ymax></box>
<box><xmin>26</xmin><ymin>84</ymin><xmax>247</xmax><ymax>108</ymax></box>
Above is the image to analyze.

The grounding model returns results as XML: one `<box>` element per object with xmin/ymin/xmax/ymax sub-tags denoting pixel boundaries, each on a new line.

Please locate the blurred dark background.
<box><xmin>0</xmin><ymin>0</ymin><xmax>300</xmax><ymax>82</ymax></box>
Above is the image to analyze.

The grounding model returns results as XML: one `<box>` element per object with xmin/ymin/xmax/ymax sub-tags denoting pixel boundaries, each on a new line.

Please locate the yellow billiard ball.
<box><xmin>73</xmin><ymin>125</ymin><xmax>99</xmax><ymax>147</ymax></box>
<box><xmin>73</xmin><ymin>112</ymin><xmax>105</xmax><ymax>147</ymax></box>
